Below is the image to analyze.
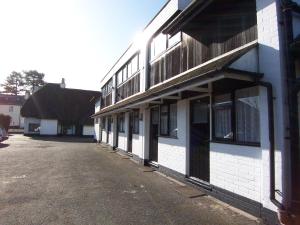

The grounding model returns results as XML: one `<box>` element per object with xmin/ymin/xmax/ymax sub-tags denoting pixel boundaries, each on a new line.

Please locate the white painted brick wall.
<box><xmin>102</xmin><ymin>130</ymin><xmax>107</xmax><ymax>143</ymax></box>
<box><xmin>94</xmin><ymin>122</ymin><xmax>100</xmax><ymax>141</ymax></box>
<box><xmin>210</xmin><ymin>143</ymin><xmax>262</xmax><ymax>202</ymax></box>
<box><xmin>118</xmin><ymin>133</ymin><xmax>127</xmax><ymax>151</ymax></box>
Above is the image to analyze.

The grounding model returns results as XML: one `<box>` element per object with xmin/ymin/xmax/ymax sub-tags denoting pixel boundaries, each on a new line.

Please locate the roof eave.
<box><xmin>162</xmin><ymin>0</ymin><xmax>213</xmax><ymax>36</ymax></box>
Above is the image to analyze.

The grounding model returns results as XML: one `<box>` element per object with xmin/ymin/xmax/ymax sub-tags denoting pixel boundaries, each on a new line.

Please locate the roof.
<box><xmin>21</xmin><ymin>84</ymin><xmax>100</xmax><ymax>125</ymax></box>
<box><xmin>93</xmin><ymin>41</ymin><xmax>261</xmax><ymax>117</ymax></box>
<box><xmin>0</xmin><ymin>94</ymin><xmax>25</xmax><ymax>106</ymax></box>
<box><xmin>163</xmin><ymin>0</ymin><xmax>209</xmax><ymax>36</ymax></box>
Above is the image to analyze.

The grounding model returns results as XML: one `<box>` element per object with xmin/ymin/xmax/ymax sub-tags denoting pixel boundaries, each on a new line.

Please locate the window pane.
<box><xmin>160</xmin><ymin>105</ymin><xmax>168</xmax><ymax>135</ymax></box>
<box><xmin>123</xmin><ymin>67</ymin><xmax>127</xmax><ymax>81</ymax></box>
<box><xmin>192</xmin><ymin>102</ymin><xmax>208</xmax><ymax>124</ymax></box>
<box><xmin>235</xmin><ymin>87</ymin><xmax>260</xmax><ymax>143</ymax></box>
<box><xmin>168</xmin><ymin>32</ymin><xmax>181</xmax><ymax>47</ymax></box>
<box><xmin>101</xmin><ymin>117</ymin><xmax>106</xmax><ymax>130</ymax></box>
<box><xmin>169</xmin><ymin>103</ymin><xmax>177</xmax><ymax>137</ymax></box>
<box><xmin>214</xmin><ymin>94</ymin><xmax>233</xmax><ymax>139</ymax></box>
<box><xmin>118</xmin><ymin>114</ymin><xmax>124</xmax><ymax>132</ymax></box>
<box><xmin>128</xmin><ymin>62</ymin><xmax>132</xmax><ymax>77</ymax></box>
<box><xmin>29</xmin><ymin>123</ymin><xmax>40</xmax><ymax>133</ymax></box>
<box><xmin>151</xmin><ymin>33</ymin><xmax>167</xmax><ymax>60</ymax></box>
<box><xmin>117</xmin><ymin>71</ymin><xmax>122</xmax><ymax>85</ymax></box>
<box><xmin>133</xmin><ymin>110</ymin><xmax>139</xmax><ymax>134</ymax></box>
<box><xmin>132</xmin><ymin>55</ymin><xmax>138</xmax><ymax>74</ymax></box>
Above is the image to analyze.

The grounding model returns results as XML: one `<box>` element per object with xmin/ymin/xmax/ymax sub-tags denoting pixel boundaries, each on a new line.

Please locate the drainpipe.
<box><xmin>278</xmin><ymin>1</ymin><xmax>300</xmax><ymax>224</ymax></box>
<box><xmin>257</xmin><ymin>81</ymin><xmax>283</xmax><ymax>208</ymax></box>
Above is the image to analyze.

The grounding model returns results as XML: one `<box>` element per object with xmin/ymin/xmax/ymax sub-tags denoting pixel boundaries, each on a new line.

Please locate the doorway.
<box><xmin>189</xmin><ymin>97</ymin><xmax>210</xmax><ymax>182</ymax></box>
<box><xmin>149</xmin><ymin>107</ymin><xmax>159</xmax><ymax>162</ymax></box>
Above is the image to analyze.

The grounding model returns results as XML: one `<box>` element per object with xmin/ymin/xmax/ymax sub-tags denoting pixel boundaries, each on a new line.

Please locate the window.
<box><xmin>151</xmin><ymin>33</ymin><xmax>167</xmax><ymax>60</ymax></box>
<box><xmin>235</xmin><ymin>87</ymin><xmax>260</xmax><ymax>143</ymax></box>
<box><xmin>168</xmin><ymin>32</ymin><xmax>181</xmax><ymax>48</ymax></box>
<box><xmin>131</xmin><ymin>54</ymin><xmax>139</xmax><ymax>74</ymax></box>
<box><xmin>101</xmin><ymin>117</ymin><xmax>106</xmax><ymax>131</ymax></box>
<box><xmin>132</xmin><ymin>110</ymin><xmax>139</xmax><ymax>134</ymax></box>
<box><xmin>169</xmin><ymin>103</ymin><xmax>177</xmax><ymax>137</ymax></box>
<box><xmin>123</xmin><ymin>67</ymin><xmax>127</xmax><ymax>81</ymax></box>
<box><xmin>102</xmin><ymin>79</ymin><xmax>113</xmax><ymax>97</ymax></box>
<box><xmin>213</xmin><ymin>86</ymin><xmax>260</xmax><ymax>145</ymax></box>
<box><xmin>116</xmin><ymin>53</ymin><xmax>140</xmax><ymax>86</ymax></box>
<box><xmin>29</xmin><ymin>123</ymin><xmax>40</xmax><ymax>133</ymax></box>
<box><xmin>9</xmin><ymin>106</ymin><xmax>13</xmax><ymax>112</ymax></box>
<box><xmin>150</xmin><ymin>32</ymin><xmax>182</xmax><ymax>61</ymax></box>
<box><xmin>107</xmin><ymin>116</ymin><xmax>112</xmax><ymax>132</ymax></box>
<box><xmin>213</xmin><ymin>94</ymin><xmax>233</xmax><ymax>140</ymax></box>
<box><xmin>118</xmin><ymin>113</ymin><xmax>125</xmax><ymax>133</ymax></box>
<box><xmin>117</xmin><ymin>70</ymin><xmax>123</xmax><ymax>85</ymax></box>
<box><xmin>160</xmin><ymin>103</ymin><xmax>177</xmax><ymax>137</ymax></box>
<box><xmin>127</xmin><ymin>62</ymin><xmax>132</xmax><ymax>78</ymax></box>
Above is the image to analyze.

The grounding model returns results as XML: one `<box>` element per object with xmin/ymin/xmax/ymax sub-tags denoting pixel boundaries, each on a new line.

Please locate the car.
<box><xmin>0</xmin><ymin>127</ymin><xmax>8</xmax><ymax>143</ymax></box>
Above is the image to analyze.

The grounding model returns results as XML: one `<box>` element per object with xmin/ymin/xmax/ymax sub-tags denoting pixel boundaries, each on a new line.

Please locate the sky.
<box><xmin>0</xmin><ymin>0</ymin><xmax>167</xmax><ymax>92</ymax></box>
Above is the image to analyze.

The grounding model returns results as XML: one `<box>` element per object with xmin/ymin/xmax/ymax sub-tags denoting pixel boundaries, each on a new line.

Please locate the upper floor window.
<box><xmin>102</xmin><ymin>78</ymin><xmax>113</xmax><ymax>97</ymax></box>
<box><xmin>151</xmin><ymin>33</ymin><xmax>167</xmax><ymax>60</ymax></box>
<box><xmin>9</xmin><ymin>106</ymin><xmax>13</xmax><ymax>112</ymax></box>
<box><xmin>117</xmin><ymin>53</ymin><xmax>140</xmax><ymax>86</ymax></box>
<box><xmin>150</xmin><ymin>32</ymin><xmax>181</xmax><ymax>61</ymax></box>
<box><xmin>168</xmin><ymin>32</ymin><xmax>181</xmax><ymax>48</ymax></box>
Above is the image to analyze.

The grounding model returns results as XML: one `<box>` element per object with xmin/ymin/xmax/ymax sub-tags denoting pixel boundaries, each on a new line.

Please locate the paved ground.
<box><xmin>0</xmin><ymin>135</ymin><xmax>264</xmax><ymax>225</ymax></box>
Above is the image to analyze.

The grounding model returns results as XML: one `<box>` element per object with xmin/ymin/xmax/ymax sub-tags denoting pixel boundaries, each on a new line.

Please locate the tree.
<box><xmin>1</xmin><ymin>71</ymin><xmax>25</xmax><ymax>95</ymax></box>
<box><xmin>0</xmin><ymin>114</ymin><xmax>11</xmax><ymax>131</ymax></box>
<box><xmin>23</xmin><ymin>70</ymin><xmax>45</xmax><ymax>93</ymax></box>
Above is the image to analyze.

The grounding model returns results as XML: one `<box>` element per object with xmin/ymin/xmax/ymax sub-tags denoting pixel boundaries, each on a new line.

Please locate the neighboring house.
<box><xmin>21</xmin><ymin>82</ymin><xmax>100</xmax><ymax>137</ymax></box>
<box><xmin>93</xmin><ymin>0</ymin><xmax>300</xmax><ymax>224</ymax></box>
<box><xmin>0</xmin><ymin>94</ymin><xmax>25</xmax><ymax>128</ymax></box>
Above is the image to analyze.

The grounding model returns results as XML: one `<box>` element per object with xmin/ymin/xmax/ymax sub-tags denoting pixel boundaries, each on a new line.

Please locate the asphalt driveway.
<box><xmin>0</xmin><ymin>135</ymin><xmax>263</xmax><ymax>225</ymax></box>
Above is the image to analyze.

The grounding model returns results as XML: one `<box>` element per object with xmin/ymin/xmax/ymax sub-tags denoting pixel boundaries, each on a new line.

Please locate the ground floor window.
<box><xmin>132</xmin><ymin>110</ymin><xmax>139</xmax><ymax>134</ymax></box>
<box><xmin>118</xmin><ymin>113</ymin><xmax>125</xmax><ymax>133</ymax></box>
<box><xmin>28</xmin><ymin>123</ymin><xmax>40</xmax><ymax>133</ymax></box>
<box><xmin>101</xmin><ymin>117</ymin><xmax>106</xmax><ymax>131</ymax></box>
<box><xmin>213</xmin><ymin>86</ymin><xmax>260</xmax><ymax>145</ymax></box>
<box><xmin>160</xmin><ymin>102</ymin><xmax>177</xmax><ymax>138</ymax></box>
<box><xmin>107</xmin><ymin>116</ymin><xmax>112</xmax><ymax>132</ymax></box>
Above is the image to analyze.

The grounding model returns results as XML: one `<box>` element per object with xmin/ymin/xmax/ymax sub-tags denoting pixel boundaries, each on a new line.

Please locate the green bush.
<box><xmin>0</xmin><ymin>114</ymin><xmax>11</xmax><ymax>131</ymax></box>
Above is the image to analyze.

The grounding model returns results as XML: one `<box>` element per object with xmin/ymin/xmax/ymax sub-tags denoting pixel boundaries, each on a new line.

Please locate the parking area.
<box><xmin>0</xmin><ymin>135</ymin><xmax>263</xmax><ymax>225</ymax></box>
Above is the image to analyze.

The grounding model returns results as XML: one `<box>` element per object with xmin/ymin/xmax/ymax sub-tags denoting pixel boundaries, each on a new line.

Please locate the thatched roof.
<box><xmin>21</xmin><ymin>84</ymin><xmax>100</xmax><ymax>125</ymax></box>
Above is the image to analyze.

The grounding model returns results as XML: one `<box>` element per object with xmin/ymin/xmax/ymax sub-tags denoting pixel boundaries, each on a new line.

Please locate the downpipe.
<box><xmin>278</xmin><ymin>1</ymin><xmax>300</xmax><ymax>224</ymax></box>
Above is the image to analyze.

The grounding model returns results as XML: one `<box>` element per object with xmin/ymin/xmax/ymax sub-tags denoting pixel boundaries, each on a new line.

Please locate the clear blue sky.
<box><xmin>0</xmin><ymin>0</ymin><xmax>167</xmax><ymax>91</ymax></box>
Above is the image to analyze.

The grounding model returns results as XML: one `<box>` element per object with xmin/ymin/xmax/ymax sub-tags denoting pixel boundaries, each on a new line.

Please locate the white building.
<box><xmin>93</xmin><ymin>1</ymin><xmax>300</xmax><ymax>224</ymax></box>
<box><xmin>21</xmin><ymin>82</ymin><xmax>100</xmax><ymax>137</ymax></box>
<box><xmin>0</xmin><ymin>94</ymin><xmax>25</xmax><ymax>128</ymax></box>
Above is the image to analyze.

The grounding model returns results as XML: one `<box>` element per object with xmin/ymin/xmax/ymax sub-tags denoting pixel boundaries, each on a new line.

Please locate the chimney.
<box><xmin>60</xmin><ymin>78</ymin><xmax>66</xmax><ymax>88</ymax></box>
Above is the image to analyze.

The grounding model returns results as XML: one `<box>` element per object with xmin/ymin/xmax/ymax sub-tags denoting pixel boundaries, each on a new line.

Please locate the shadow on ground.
<box><xmin>28</xmin><ymin>136</ymin><xmax>95</xmax><ymax>143</ymax></box>
<box><xmin>0</xmin><ymin>143</ymin><xmax>9</xmax><ymax>148</ymax></box>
